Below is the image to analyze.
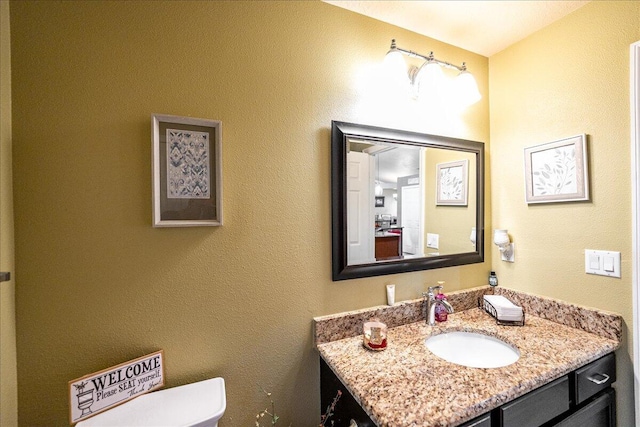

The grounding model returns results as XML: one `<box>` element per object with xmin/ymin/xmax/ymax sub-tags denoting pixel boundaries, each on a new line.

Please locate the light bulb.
<box><xmin>416</xmin><ymin>60</ymin><xmax>446</xmax><ymax>102</ymax></box>
<box><xmin>374</xmin><ymin>182</ymin><xmax>383</xmax><ymax>196</ymax></box>
<box><xmin>383</xmin><ymin>49</ymin><xmax>410</xmax><ymax>92</ymax></box>
<box><xmin>455</xmin><ymin>70</ymin><xmax>481</xmax><ymax>107</ymax></box>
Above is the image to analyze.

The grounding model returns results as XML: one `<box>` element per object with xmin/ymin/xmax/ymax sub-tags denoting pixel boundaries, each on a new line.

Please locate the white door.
<box><xmin>347</xmin><ymin>151</ymin><xmax>375</xmax><ymax>264</ymax></box>
<box><xmin>401</xmin><ymin>185</ymin><xmax>422</xmax><ymax>256</ymax></box>
<box><xmin>630</xmin><ymin>40</ymin><xmax>640</xmax><ymax>422</ymax></box>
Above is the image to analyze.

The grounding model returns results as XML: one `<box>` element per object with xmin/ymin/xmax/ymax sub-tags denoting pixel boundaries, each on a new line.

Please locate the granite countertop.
<box><xmin>315</xmin><ymin>287</ymin><xmax>621</xmax><ymax>427</ymax></box>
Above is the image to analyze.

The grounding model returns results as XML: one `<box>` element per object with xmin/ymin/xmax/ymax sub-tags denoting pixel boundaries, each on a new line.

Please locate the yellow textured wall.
<box><xmin>490</xmin><ymin>2</ymin><xmax>640</xmax><ymax>425</ymax></box>
<box><xmin>1</xmin><ymin>0</ymin><xmax>18</xmax><ymax>425</ymax></box>
<box><xmin>9</xmin><ymin>1</ymin><xmax>489</xmax><ymax>424</ymax></box>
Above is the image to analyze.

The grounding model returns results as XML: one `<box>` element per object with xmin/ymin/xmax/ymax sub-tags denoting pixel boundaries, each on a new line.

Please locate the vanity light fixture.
<box><xmin>384</xmin><ymin>39</ymin><xmax>481</xmax><ymax>107</ymax></box>
<box><xmin>493</xmin><ymin>229</ymin><xmax>514</xmax><ymax>262</ymax></box>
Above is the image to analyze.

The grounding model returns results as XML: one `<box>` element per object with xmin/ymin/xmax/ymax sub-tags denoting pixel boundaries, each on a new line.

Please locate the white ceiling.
<box><xmin>377</xmin><ymin>145</ymin><xmax>420</xmax><ymax>185</ymax></box>
<box><xmin>323</xmin><ymin>1</ymin><xmax>590</xmax><ymax>56</ymax></box>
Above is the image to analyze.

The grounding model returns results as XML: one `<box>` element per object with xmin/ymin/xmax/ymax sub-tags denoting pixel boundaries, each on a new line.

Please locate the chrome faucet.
<box><xmin>422</xmin><ymin>285</ymin><xmax>454</xmax><ymax>326</ymax></box>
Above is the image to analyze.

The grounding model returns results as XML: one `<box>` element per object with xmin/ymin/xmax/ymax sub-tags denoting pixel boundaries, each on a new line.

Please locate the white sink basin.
<box><xmin>425</xmin><ymin>331</ymin><xmax>520</xmax><ymax>368</ymax></box>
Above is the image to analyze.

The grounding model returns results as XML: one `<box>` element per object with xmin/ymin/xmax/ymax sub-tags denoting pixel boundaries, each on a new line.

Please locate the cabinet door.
<box><xmin>552</xmin><ymin>389</ymin><xmax>615</xmax><ymax>427</ymax></box>
<box><xmin>320</xmin><ymin>359</ymin><xmax>375</xmax><ymax>427</ymax></box>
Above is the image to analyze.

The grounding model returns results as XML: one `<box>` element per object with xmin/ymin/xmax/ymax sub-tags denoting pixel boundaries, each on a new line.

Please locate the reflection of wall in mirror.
<box><xmin>424</xmin><ymin>149</ymin><xmax>476</xmax><ymax>255</ymax></box>
<box><xmin>374</xmin><ymin>188</ymin><xmax>397</xmax><ymax>217</ymax></box>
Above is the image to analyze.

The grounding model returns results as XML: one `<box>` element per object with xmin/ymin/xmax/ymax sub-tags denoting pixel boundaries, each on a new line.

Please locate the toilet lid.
<box><xmin>76</xmin><ymin>377</ymin><xmax>225</xmax><ymax>427</ymax></box>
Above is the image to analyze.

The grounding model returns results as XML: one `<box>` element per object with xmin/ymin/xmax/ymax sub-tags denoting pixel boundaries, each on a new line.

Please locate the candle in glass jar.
<box><xmin>363</xmin><ymin>321</ymin><xmax>387</xmax><ymax>351</ymax></box>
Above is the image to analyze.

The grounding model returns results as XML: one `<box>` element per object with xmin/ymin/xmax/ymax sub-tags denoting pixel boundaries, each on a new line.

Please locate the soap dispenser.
<box><xmin>489</xmin><ymin>271</ymin><xmax>498</xmax><ymax>287</ymax></box>
<box><xmin>434</xmin><ymin>282</ymin><xmax>448</xmax><ymax>322</ymax></box>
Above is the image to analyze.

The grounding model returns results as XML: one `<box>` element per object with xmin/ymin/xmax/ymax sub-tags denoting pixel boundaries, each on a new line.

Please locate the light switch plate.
<box><xmin>585</xmin><ymin>249</ymin><xmax>621</xmax><ymax>278</ymax></box>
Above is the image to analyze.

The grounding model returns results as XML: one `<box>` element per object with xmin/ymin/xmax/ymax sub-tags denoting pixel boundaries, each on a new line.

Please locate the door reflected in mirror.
<box><xmin>332</xmin><ymin>121</ymin><xmax>484</xmax><ymax>281</ymax></box>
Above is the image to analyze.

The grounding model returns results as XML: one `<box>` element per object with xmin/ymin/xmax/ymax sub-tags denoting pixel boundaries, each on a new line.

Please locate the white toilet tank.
<box><xmin>76</xmin><ymin>377</ymin><xmax>226</xmax><ymax>427</ymax></box>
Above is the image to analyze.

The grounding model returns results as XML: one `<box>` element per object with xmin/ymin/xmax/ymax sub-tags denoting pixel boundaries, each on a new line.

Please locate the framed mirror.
<box><xmin>331</xmin><ymin>121</ymin><xmax>485</xmax><ymax>281</ymax></box>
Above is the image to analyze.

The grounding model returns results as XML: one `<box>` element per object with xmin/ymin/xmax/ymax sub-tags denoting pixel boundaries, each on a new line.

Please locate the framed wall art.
<box><xmin>152</xmin><ymin>114</ymin><xmax>222</xmax><ymax>227</ymax></box>
<box><xmin>524</xmin><ymin>134</ymin><xmax>589</xmax><ymax>204</ymax></box>
<box><xmin>375</xmin><ymin>196</ymin><xmax>385</xmax><ymax>207</ymax></box>
<box><xmin>436</xmin><ymin>159</ymin><xmax>468</xmax><ymax>206</ymax></box>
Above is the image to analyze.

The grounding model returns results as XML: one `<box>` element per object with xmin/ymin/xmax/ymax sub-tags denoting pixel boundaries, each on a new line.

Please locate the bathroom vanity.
<box><xmin>320</xmin><ymin>354</ymin><xmax>615</xmax><ymax>426</ymax></box>
<box><xmin>314</xmin><ymin>287</ymin><xmax>621</xmax><ymax>427</ymax></box>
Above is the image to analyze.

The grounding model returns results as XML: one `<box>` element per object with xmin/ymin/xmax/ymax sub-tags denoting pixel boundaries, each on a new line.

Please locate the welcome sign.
<box><xmin>69</xmin><ymin>351</ymin><xmax>164</xmax><ymax>424</ymax></box>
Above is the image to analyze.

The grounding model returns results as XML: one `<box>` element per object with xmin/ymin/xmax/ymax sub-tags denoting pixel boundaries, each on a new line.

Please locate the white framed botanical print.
<box><xmin>436</xmin><ymin>159</ymin><xmax>468</xmax><ymax>206</ymax></box>
<box><xmin>152</xmin><ymin>114</ymin><xmax>222</xmax><ymax>227</ymax></box>
<box><xmin>524</xmin><ymin>134</ymin><xmax>589</xmax><ymax>204</ymax></box>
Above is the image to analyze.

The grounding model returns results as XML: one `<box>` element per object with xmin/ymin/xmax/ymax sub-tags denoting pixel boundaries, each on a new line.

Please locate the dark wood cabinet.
<box><xmin>552</xmin><ymin>388</ymin><xmax>615</xmax><ymax>427</ymax></box>
<box><xmin>375</xmin><ymin>234</ymin><xmax>401</xmax><ymax>260</ymax></box>
<box><xmin>498</xmin><ymin>376</ymin><xmax>570</xmax><ymax>427</ymax></box>
<box><xmin>320</xmin><ymin>353</ymin><xmax>616</xmax><ymax>427</ymax></box>
<box><xmin>459</xmin><ymin>413</ymin><xmax>491</xmax><ymax>427</ymax></box>
<box><xmin>573</xmin><ymin>352</ymin><xmax>616</xmax><ymax>405</ymax></box>
<box><xmin>320</xmin><ymin>359</ymin><xmax>375</xmax><ymax>427</ymax></box>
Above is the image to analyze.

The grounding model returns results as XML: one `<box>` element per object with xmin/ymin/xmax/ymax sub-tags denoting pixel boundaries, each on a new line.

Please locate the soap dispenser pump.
<box><xmin>434</xmin><ymin>282</ymin><xmax>448</xmax><ymax>322</ymax></box>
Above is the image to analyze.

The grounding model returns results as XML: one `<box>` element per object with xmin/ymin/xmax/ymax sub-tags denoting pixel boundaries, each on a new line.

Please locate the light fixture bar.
<box><xmin>385</xmin><ymin>39</ymin><xmax>481</xmax><ymax>107</ymax></box>
<box><xmin>389</xmin><ymin>39</ymin><xmax>467</xmax><ymax>72</ymax></box>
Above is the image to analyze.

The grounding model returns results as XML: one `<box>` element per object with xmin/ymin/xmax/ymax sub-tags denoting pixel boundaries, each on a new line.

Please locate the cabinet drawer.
<box><xmin>499</xmin><ymin>376</ymin><xmax>570</xmax><ymax>427</ymax></box>
<box><xmin>459</xmin><ymin>413</ymin><xmax>491</xmax><ymax>427</ymax></box>
<box><xmin>574</xmin><ymin>353</ymin><xmax>616</xmax><ymax>405</ymax></box>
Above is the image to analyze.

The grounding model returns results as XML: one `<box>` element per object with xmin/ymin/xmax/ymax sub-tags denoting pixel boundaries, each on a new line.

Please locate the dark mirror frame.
<box><xmin>331</xmin><ymin>121</ymin><xmax>485</xmax><ymax>281</ymax></box>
